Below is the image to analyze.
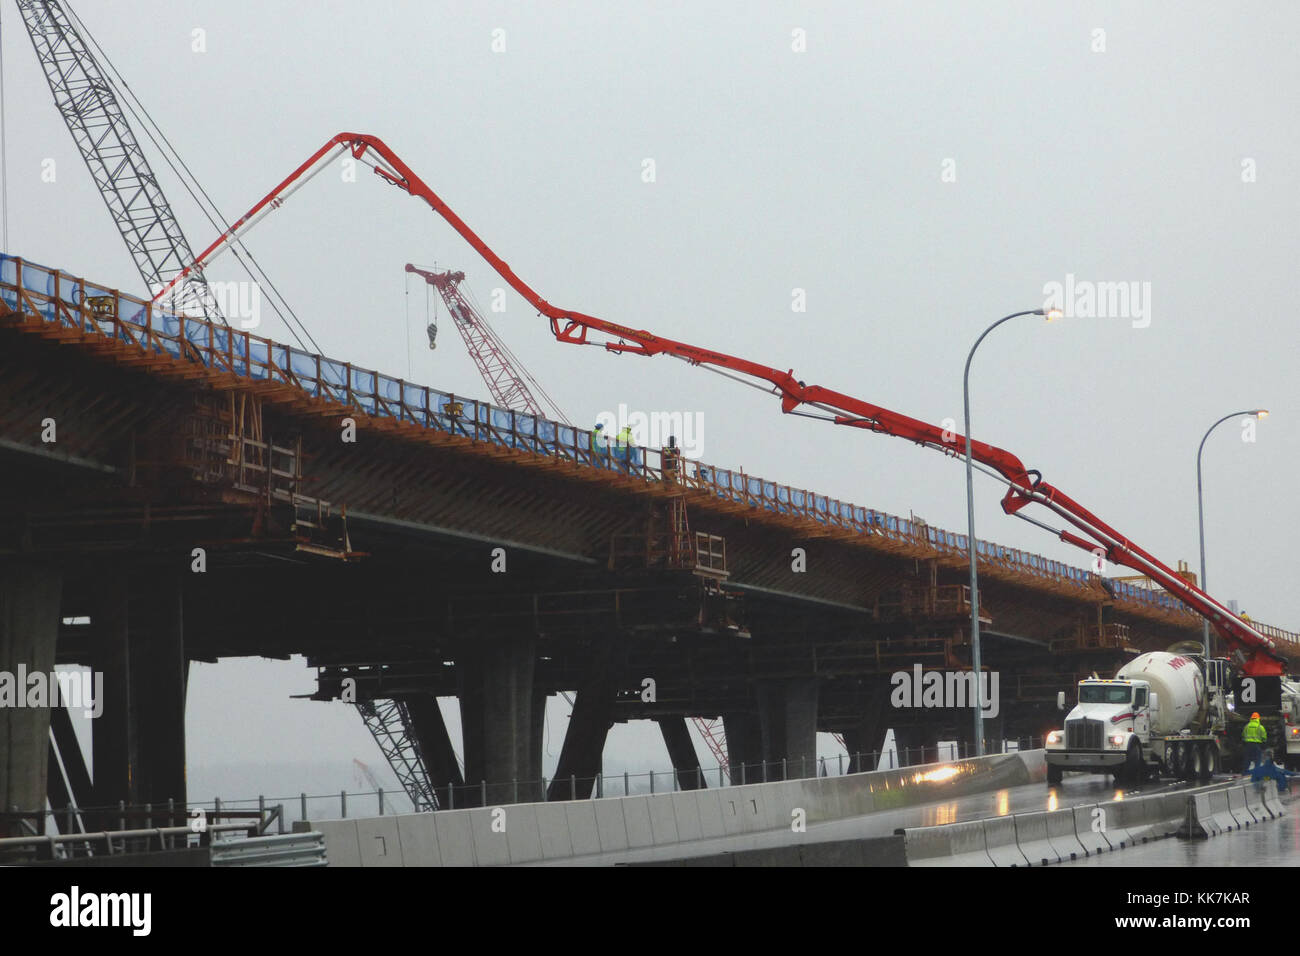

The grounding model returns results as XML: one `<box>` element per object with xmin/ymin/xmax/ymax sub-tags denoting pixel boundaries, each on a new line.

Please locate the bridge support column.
<box><xmin>844</xmin><ymin>724</ymin><xmax>881</xmax><ymax>774</ymax></box>
<box><xmin>548</xmin><ymin>686</ymin><xmax>613</xmax><ymax>802</ymax></box>
<box><xmin>844</xmin><ymin>683</ymin><xmax>890</xmax><ymax>773</ymax></box>
<box><xmin>93</xmin><ymin>573</ymin><xmax>133</xmax><ymax>812</ymax></box>
<box><xmin>723</xmin><ymin>711</ymin><xmax>761</xmax><ymax>784</ymax></box>
<box><xmin>405</xmin><ymin>694</ymin><xmax>463</xmax><ymax>803</ymax></box>
<box><xmin>756</xmin><ymin>678</ymin><xmax>819</xmax><ymax>780</ymax></box>
<box><xmin>0</xmin><ymin>563</ymin><xmax>62</xmax><ymax>831</ymax></box>
<box><xmin>90</xmin><ymin>574</ymin><xmax>187</xmax><ymax>814</ymax></box>
<box><xmin>893</xmin><ymin>726</ymin><xmax>938</xmax><ymax>767</ymax></box>
<box><xmin>128</xmin><ymin>576</ymin><xmax>188</xmax><ymax>809</ymax></box>
<box><xmin>657</xmin><ymin>717</ymin><xmax>705</xmax><ymax>790</ymax></box>
<box><xmin>459</xmin><ymin>634</ymin><xmax>537</xmax><ymax>806</ymax></box>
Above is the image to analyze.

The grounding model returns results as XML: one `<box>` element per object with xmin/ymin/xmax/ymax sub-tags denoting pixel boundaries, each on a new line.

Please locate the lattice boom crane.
<box><xmin>404</xmin><ymin>264</ymin><xmax>570</xmax><ymax>425</ymax></box>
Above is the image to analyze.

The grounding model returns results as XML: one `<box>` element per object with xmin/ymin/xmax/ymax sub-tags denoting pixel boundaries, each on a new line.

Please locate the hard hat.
<box><xmin>1252</xmin><ymin>712</ymin><xmax>1260</xmax><ymax>720</ymax></box>
<box><xmin>594</xmin><ymin>422</ymin><xmax>604</xmax><ymax>430</ymax></box>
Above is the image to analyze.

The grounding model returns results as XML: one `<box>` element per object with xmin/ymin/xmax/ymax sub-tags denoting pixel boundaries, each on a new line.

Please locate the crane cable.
<box><xmin>0</xmin><ymin>3</ymin><xmax>9</xmax><ymax>251</ymax></box>
<box><xmin>63</xmin><ymin>3</ymin><xmax>321</xmax><ymax>353</ymax></box>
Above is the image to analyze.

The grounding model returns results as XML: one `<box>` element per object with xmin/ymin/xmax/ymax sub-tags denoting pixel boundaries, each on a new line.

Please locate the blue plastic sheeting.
<box><xmin>352</xmin><ymin>367</ymin><xmax>375</xmax><ymax>396</ymax></box>
<box><xmin>1</xmin><ymin>256</ymin><xmax>55</xmax><ymax>320</ymax></box>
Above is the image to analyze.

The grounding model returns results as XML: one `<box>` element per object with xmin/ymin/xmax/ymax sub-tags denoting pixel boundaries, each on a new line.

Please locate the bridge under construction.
<box><xmin>2</xmin><ymin>253</ymin><xmax>1296</xmax><ymax>829</ymax></box>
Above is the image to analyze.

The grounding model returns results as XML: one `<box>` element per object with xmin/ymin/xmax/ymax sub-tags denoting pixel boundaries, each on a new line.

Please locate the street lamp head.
<box><xmin>1254</xmin><ymin>409</ymin><xmax>1270</xmax><ymax>419</ymax></box>
<box><xmin>1043</xmin><ymin>307</ymin><xmax>1064</xmax><ymax>322</ymax></box>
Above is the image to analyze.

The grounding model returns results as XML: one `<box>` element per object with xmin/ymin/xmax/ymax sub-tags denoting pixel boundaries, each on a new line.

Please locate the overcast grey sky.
<box><xmin>9</xmin><ymin>1</ymin><xmax>1297</xmax><ymax>794</ymax></box>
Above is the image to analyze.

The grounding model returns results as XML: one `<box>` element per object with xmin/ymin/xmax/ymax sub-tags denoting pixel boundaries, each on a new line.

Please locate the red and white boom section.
<box><xmin>154</xmin><ymin>132</ymin><xmax>1288</xmax><ymax>677</ymax></box>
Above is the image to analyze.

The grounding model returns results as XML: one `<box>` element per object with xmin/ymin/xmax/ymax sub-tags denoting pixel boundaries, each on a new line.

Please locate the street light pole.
<box><xmin>1196</xmin><ymin>408</ymin><xmax>1268</xmax><ymax>659</ymax></box>
<box><xmin>964</xmin><ymin>307</ymin><xmax>1060</xmax><ymax>757</ymax></box>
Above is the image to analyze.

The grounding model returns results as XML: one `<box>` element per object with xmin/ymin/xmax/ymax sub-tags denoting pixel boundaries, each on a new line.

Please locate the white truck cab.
<box><xmin>1046</xmin><ymin>679</ymin><xmax>1153</xmax><ymax>778</ymax></box>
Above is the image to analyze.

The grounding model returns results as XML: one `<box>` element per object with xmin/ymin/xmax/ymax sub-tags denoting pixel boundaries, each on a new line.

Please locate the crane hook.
<box><xmin>426</xmin><ymin>322</ymin><xmax>438</xmax><ymax>350</ymax></box>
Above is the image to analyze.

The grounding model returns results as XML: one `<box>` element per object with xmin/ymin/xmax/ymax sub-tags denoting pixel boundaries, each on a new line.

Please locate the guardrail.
<box><xmin>3</xmin><ymin>254</ymin><xmax>1295</xmax><ymax>642</ymax></box>
<box><xmin>0</xmin><ymin>822</ymin><xmax>256</xmax><ymax>863</ymax></box>
<box><xmin>210</xmin><ymin>831</ymin><xmax>327</xmax><ymax>867</ymax></box>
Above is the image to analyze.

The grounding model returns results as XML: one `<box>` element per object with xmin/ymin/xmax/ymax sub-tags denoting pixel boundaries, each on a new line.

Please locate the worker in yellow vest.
<box><xmin>1242</xmin><ymin>712</ymin><xmax>1268</xmax><ymax>771</ymax></box>
<box><xmin>614</xmin><ymin>425</ymin><xmax>633</xmax><ymax>472</ymax></box>
<box><xmin>590</xmin><ymin>422</ymin><xmax>610</xmax><ymax>468</ymax></box>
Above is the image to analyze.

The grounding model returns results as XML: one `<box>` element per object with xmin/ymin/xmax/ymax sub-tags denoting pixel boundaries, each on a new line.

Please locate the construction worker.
<box><xmin>661</xmin><ymin>435</ymin><xmax>680</xmax><ymax>484</ymax></box>
<box><xmin>590</xmin><ymin>422</ymin><xmax>610</xmax><ymax>468</ymax></box>
<box><xmin>614</xmin><ymin>425</ymin><xmax>634</xmax><ymax>472</ymax></box>
<box><xmin>1242</xmin><ymin>711</ymin><xmax>1268</xmax><ymax>772</ymax></box>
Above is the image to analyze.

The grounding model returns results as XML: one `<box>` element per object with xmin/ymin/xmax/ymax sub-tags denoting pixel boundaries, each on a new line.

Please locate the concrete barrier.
<box><xmin>1226</xmin><ymin>784</ymin><xmax>1256</xmax><ymax>827</ymax></box>
<box><xmin>1190</xmin><ymin>789</ymin><xmax>1230</xmax><ymax>836</ymax></box>
<box><xmin>564</xmin><ymin>801</ymin><xmax>601</xmax><ymax>856</ymax></box>
<box><xmin>902</xmin><ymin>819</ymin><xmax>991</xmax><ymax>867</ymax></box>
<box><xmin>622</xmin><ymin>796</ymin><xmax>655</xmax><ymax>848</ymax></box>
<box><xmin>983</xmin><ymin>815</ymin><xmax>1029</xmax><ymax>867</ymax></box>
<box><xmin>1045</xmin><ymin>807</ymin><xmax>1087</xmax><ymax>862</ymax></box>
<box><xmin>1012</xmin><ymin>811</ymin><xmax>1058</xmax><ymax>866</ymax></box>
<box><xmin>1112</xmin><ymin>796</ymin><xmax>1156</xmax><ymax>845</ymax></box>
<box><xmin>355</xmin><ymin>816</ymin><xmax>403</xmax><ymax>867</ymax></box>
<box><xmin>314</xmin><ymin>748</ymin><xmax>1054</xmax><ymax>866</ymax></box>
<box><xmin>316</xmin><ymin>819</ymin><xmax>362</xmax><ymax>866</ymax></box>
<box><xmin>1262</xmin><ymin>780</ymin><xmax>1286</xmax><ymax>818</ymax></box>
<box><xmin>1244</xmin><ymin>781</ymin><xmax>1273</xmax><ymax>821</ymax></box>
<box><xmin>1183</xmin><ymin>780</ymin><xmax>1290</xmax><ymax>840</ymax></box>
<box><xmin>593</xmin><ymin>800</ymin><xmax>629</xmax><ymax>851</ymax></box>
<box><xmin>695</xmin><ymin>788</ymin><xmax>727</xmax><ymax>840</ymax></box>
<box><xmin>647</xmin><ymin>792</ymin><xmax>680</xmax><ymax>845</ymax></box>
<box><xmin>1072</xmin><ymin>804</ymin><xmax>1113</xmax><ymax>855</ymax></box>
<box><xmin>668</xmin><ymin>792</ymin><xmax>703</xmax><ymax>844</ymax></box>
<box><xmin>469</xmin><ymin>807</ymin><xmax>510</xmax><ymax>866</ymax></box>
<box><xmin>396</xmin><ymin>812</ymin><xmax>440</xmax><ymax>865</ymax></box>
<box><xmin>1208</xmin><ymin>788</ymin><xmax>1238</xmax><ymax>833</ymax></box>
<box><xmin>1092</xmin><ymin>800</ymin><xmax>1134</xmax><ymax>848</ymax></box>
<box><xmin>504</xmin><ymin>804</ymin><xmax>545</xmax><ymax>864</ymax></box>
<box><xmin>1150</xmin><ymin>793</ymin><xmax>1190</xmax><ymax>840</ymax></box>
<box><xmin>535</xmin><ymin>802</ymin><xmax>574</xmax><ymax>860</ymax></box>
<box><xmin>433</xmin><ymin>809</ymin><xmax>476</xmax><ymax>866</ymax></box>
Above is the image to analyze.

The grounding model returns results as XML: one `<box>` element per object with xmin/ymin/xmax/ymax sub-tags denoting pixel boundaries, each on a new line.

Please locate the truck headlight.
<box><xmin>1047</xmin><ymin>731</ymin><xmax>1062</xmax><ymax>746</ymax></box>
<box><xmin>1109</xmin><ymin>735</ymin><xmax>1126</xmax><ymax>747</ymax></box>
<box><xmin>1290</xmin><ymin>727</ymin><xmax>1299</xmax><ymax>739</ymax></box>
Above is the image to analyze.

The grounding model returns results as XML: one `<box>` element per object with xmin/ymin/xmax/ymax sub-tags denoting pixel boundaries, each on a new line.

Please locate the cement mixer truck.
<box><xmin>1045</xmin><ymin>652</ymin><xmax>1233</xmax><ymax>784</ymax></box>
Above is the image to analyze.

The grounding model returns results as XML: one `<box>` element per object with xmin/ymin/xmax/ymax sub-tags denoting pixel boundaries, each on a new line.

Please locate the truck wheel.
<box><xmin>1166</xmin><ymin>743</ymin><xmax>1183</xmax><ymax>780</ymax></box>
<box><xmin>1186</xmin><ymin>743</ymin><xmax>1203</xmax><ymax>782</ymax></box>
<box><xmin>1047</xmin><ymin>764</ymin><xmax>1063</xmax><ymax>785</ymax></box>
<box><xmin>1123</xmin><ymin>741</ymin><xmax>1143</xmax><ymax>785</ymax></box>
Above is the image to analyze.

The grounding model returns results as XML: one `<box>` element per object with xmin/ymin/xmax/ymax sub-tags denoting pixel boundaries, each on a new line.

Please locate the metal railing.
<box><xmin>3</xmin><ymin>254</ymin><xmax>1295</xmax><ymax>643</ymax></box>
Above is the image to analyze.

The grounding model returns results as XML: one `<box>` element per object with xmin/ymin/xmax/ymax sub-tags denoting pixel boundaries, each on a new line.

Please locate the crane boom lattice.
<box><xmin>16</xmin><ymin>0</ymin><xmax>224</xmax><ymax>322</ymax></box>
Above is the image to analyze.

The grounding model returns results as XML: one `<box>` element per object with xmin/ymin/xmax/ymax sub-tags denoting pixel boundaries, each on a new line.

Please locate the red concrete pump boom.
<box><xmin>155</xmin><ymin>132</ymin><xmax>1288</xmax><ymax>677</ymax></box>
